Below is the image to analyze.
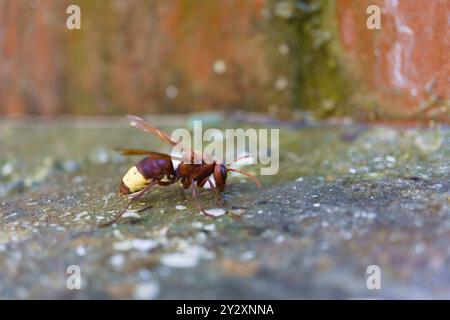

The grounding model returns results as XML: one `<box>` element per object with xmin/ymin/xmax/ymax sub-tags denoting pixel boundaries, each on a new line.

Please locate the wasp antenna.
<box><xmin>227</xmin><ymin>168</ymin><xmax>261</xmax><ymax>188</ymax></box>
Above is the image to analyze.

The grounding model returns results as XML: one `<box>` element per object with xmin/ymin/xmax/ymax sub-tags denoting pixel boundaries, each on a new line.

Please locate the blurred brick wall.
<box><xmin>0</xmin><ymin>0</ymin><xmax>270</xmax><ymax>116</ymax></box>
<box><xmin>0</xmin><ymin>0</ymin><xmax>448</xmax><ymax>121</ymax></box>
<box><xmin>336</xmin><ymin>0</ymin><xmax>450</xmax><ymax>121</ymax></box>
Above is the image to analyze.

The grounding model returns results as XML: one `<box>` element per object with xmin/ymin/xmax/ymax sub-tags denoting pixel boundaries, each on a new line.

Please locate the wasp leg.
<box><xmin>134</xmin><ymin>180</ymin><xmax>171</xmax><ymax>213</ymax></box>
<box><xmin>136</xmin><ymin>204</ymin><xmax>153</xmax><ymax>213</ymax></box>
<box><xmin>125</xmin><ymin>179</ymin><xmax>172</xmax><ymax>214</ymax></box>
<box><xmin>99</xmin><ymin>180</ymin><xmax>158</xmax><ymax>228</ymax></box>
<box><xmin>191</xmin><ymin>180</ymin><xmax>213</xmax><ymax>217</ymax></box>
<box><xmin>207</xmin><ymin>178</ymin><xmax>224</xmax><ymax>206</ymax></box>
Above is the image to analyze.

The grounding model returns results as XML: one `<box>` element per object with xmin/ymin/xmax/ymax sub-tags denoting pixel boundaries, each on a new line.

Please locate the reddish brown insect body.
<box><xmin>99</xmin><ymin>115</ymin><xmax>260</xmax><ymax>228</ymax></box>
<box><xmin>119</xmin><ymin>156</ymin><xmax>176</xmax><ymax>195</ymax></box>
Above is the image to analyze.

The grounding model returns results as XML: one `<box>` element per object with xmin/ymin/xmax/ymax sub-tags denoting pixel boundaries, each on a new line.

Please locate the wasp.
<box><xmin>99</xmin><ymin>115</ymin><xmax>260</xmax><ymax>227</ymax></box>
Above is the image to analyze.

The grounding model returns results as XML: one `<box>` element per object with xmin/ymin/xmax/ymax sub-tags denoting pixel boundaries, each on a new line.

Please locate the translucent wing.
<box><xmin>126</xmin><ymin>115</ymin><xmax>213</xmax><ymax>164</ymax></box>
<box><xmin>117</xmin><ymin>149</ymin><xmax>184</xmax><ymax>161</ymax></box>
<box><xmin>127</xmin><ymin>115</ymin><xmax>178</xmax><ymax>146</ymax></box>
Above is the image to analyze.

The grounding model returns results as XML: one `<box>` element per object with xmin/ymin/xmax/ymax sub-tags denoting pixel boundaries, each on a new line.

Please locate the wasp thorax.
<box><xmin>120</xmin><ymin>166</ymin><xmax>151</xmax><ymax>194</ymax></box>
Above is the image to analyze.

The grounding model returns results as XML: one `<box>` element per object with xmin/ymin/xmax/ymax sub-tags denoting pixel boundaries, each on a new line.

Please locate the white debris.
<box><xmin>73</xmin><ymin>211</ymin><xmax>89</xmax><ymax>221</ymax></box>
<box><xmin>113</xmin><ymin>229</ymin><xmax>124</xmax><ymax>239</ymax></box>
<box><xmin>1</xmin><ymin>163</ymin><xmax>13</xmax><ymax>176</ymax></box>
<box><xmin>202</xmin><ymin>208</ymin><xmax>226</xmax><ymax>217</ymax></box>
<box><xmin>121</xmin><ymin>211</ymin><xmax>141</xmax><ymax>219</ymax></box>
<box><xmin>161</xmin><ymin>253</ymin><xmax>197</xmax><ymax>268</ymax></box>
<box><xmin>8</xmin><ymin>212</ymin><xmax>18</xmax><ymax>218</ymax></box>
<box><xmin>196</xmin><ymin>232</ymin><xmax>207</xmax><ymax>242</ymax></box>
<box><xmin>240</xmin><ymin>251</ymin><xmax>255</xmax><ymax>260</ymax></box>
<box><xmin>113</xmin><ymin>239</ymin><xmax>158</xmax><ymax>252</ymax></box>
<box><xmin>76</xmin><ymin>246</ymin><xmax>87</xmax><ymax>256</ymax></box>
<box><xmin>275</xmin><ymin>77</ymin><xmax>288</xmax><ymax>91</ymax></box>
<box><xmin>313</xmin><ymin>203</ymin><xmax>321</xmax><ymax>208</ymax></box>
<box><xmin>213</xmin><ymin>59</ymin><xmax>226</xmax><ymax>74</ymax></box>
<box><xmin>165</xmin><ymin>85</ymin><xmax>179</xmax><ymax>99</ymax></box>
<box><xmin>102</xmin><ymin>193</ymin><xmax>115</xmax><ymax>207</ymax></box>
<box><xmin>176</xmin><ymin>205</ymin><xmax>187</xmax><ymax>210</ymax></box>
<box><xmin>161</xmin><ymin>245</ymin><xmax>215</xmax><ymax>268</ymax></box>
<box><xmin>192</xmin><ymin>222</ymin><xmax>204</xmax><ymax>228</ymax></box>
<box><xmin>274</xmin><ymin>1</ymin><xmax>293</xmax><ymax>18</ymax></box>
<box><xmin>132</xmin><ymin>239</ymin><xmax>158</xmax><ymax>252</ymax></box>
<box><xmin>414</xmin><ymin>132</ymin><xmax>443</xmax><ymax>154</ymax></box>
<box><xmin>203</xmin><ymin>224</ymin><xmax>216</xmax><ymax>232</ymax></box>
<box><xmin>386</xmin><ymin>155</ymin><xmax>396</xmax><ymax>163</ymax></box>
<box><xmin>109</xmin><ymin>254</ymin><xmax>126</xmax><ymax>268</ymax></box>
<box><xmin>113</xmin><ymin>240</ymin><xmax>133</xmax><ymax>251</ymax></box>
<box><xmin>279</xmin><ymin>43</ymin><xmax>290</xmax><ymax>55</ymax></box>
<box><xmin>413</xmin><ymin>242</ymin><xmax>426</xmax><ymax>255</ymax></box>
<box><xmin>133</xmin><ymin>282</ymin><xmax>160</xmax><ymax>300</ymax></box>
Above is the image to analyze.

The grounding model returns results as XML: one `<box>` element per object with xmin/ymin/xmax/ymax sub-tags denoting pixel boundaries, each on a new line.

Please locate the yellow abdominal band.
<box><xmin>122</xmin><ymin>166</ymin><xmax>151</xmax><ymax>193</ymax></box>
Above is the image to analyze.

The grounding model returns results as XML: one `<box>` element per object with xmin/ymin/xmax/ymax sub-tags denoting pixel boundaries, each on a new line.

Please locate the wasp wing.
<box><xmin>127</xmin><ymin>115</ymin><xmax>179</xmax><ymax>146</ymax></box>
<box><xmin>117</xmin><ymin>148</ymin><xmax>184</xmax><ymax>161</ymax></box>
<box><xmin>126</xmin><ymin>115</ymin><xmax>213</xmax><ymax>164</ymax></box>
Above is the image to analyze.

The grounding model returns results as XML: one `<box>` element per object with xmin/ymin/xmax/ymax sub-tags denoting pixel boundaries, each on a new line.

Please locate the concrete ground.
<box><xmin>0</xmin><ymin>114</ymin><xmax>448</xmax><ymax>299</ymax></box>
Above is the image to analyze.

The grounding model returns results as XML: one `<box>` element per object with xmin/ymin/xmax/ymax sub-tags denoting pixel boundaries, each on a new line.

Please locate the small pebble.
<box><xmin>113</xmin><ymin>239</ymin><xmax>158</xmax><ymax>252</ymax></box>
<box><xmin>109</xmin><ymin>254</ymin><xmax>125</xmax><ymax>268</ymax></box>
<box><xmin>202</xmin><ymin>208</ymin><xmax>226</xmax><ymax>217</ymax></box>
<box><xmin>386</xmin><ymin>155</ymin><xmax>396</xmax><ymax>163</ymax></box>
<box><xmin>161</xmin><ymin>246</ymin><xmax>214</xmax><ymax>268</ymax></box>
<box><xmin>203</xmin><ymin>224</ymin><xmax>216</xmax><ymax>231</ymax></box>
<box><xmin>133</xmin><ymin>282</ymin><xmax>160</xmax><ymax>300</ymax></box>
<box><xmin>121</xmin><ymin>211</ymin><xmax>141</xmax><ymax>219</ymax></box>
<box><xmin>176</xmin><ymin>205</ymin><xmax>187</xmax><ymax>210</ymax></box>
<box><xmin>73</xmin><ymin>211</ymin><xmax>89</xmax><ymax>221</ymax></box>
<box><xmin>76</xmin><ymin>246</ymin><xmax>87</xmax><ymax>256</ymax></box>
<box><xmin>113</xmin><ymin>229</ymin><xmax>124</xmax><ymax>239</ymax></box>
<box><xmin>192</xmin><ymin>222</ymin><xmax>203</xmax><ymax>228</ymax></box>
<box><xmin>132</xmin><ymin>239</ymin><xmax>158</xmax><ymax>252</ymax></box>
<box><xmin>240</xmin><ymin>251</ymin><xmax>255</xmax><ymax>260</ymax></box>
<box><xmin>161</xmin><ymin>253</ymin><xmax>198</xmax><ymax>268</ymax></box>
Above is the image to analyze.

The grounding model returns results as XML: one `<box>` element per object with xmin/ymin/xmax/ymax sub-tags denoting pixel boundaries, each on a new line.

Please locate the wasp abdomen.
<box><xmin>120</xmin><ymin>157</ymin><xmax>175</xmax><ymax>194</ymax></box>
<box><xmin>137</xmin><ymin>157</ymin><xmax>175</xmax><ymax>180</ymax></box>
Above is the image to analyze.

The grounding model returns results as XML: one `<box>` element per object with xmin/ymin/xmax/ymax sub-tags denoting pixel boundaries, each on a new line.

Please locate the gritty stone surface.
<box><xmin>0</xmin><ymin>115</ymin><xmax>449</xmax><ymax>299</ymax></box>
